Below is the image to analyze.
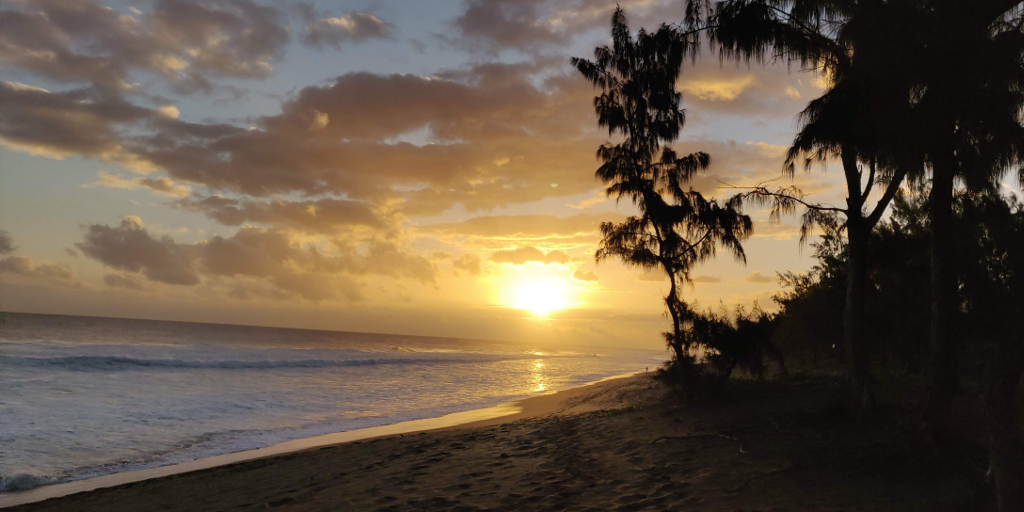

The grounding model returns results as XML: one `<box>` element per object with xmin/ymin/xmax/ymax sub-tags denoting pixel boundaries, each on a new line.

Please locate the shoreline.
<box><xmin>8</xmin><ymin>375</ymin><xmax>974</xmax><ymax>512</ymax></box>
<box><xmin>0</xmin><ymin>371</ymin><xmax>644</xmax><ymax>509</ymax></box>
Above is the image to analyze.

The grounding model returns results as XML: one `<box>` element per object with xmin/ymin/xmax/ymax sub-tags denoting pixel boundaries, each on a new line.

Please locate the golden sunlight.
<box><xmin>531</xmin><ymin>360</ymin><xmax>546</xmax><ymax>392</ymax></box>
<box><xmin>507</xmin><ymin>278</ymin><xmax>570</xmax><ymax>316</ymax></box>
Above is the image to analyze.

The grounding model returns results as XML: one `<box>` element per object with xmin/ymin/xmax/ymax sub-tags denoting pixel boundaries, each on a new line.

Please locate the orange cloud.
<box><xmin>572</xmin><ymin>270</ymin><xmax>598</xmax><ymax>282</ymax></box>
<box><xmin>86</xmin><ymin>172</ymin><xmax>192</xmax><ymax>198</ymax></box>
<box><xmin>491</xmin><ymin>246</ymin><xmax>569</xmax><ymax>265</ymax></box>
<box><xmin>420</xmin><ymin>213</ymin><xmax>621</xmax><ymax>239</ymax></box>
<box><xmin>175</xmin><ymin>195</ymin><xmax>388</xmax><ymax>234</ymax></box>
<box><xmin>0</xmin><ymin>256</ymin><xmax>80</xmax><ymax>287</ymax></box>
<box><xmin>743</xmin><ymin>271</ymin><xmax>776</xmax><ymax>284</ymax></box>
<box><xmin>299</xmin><ymin>6</ymin><xmax>394</xmax><ymax>50</ymax></box>
<box><xmin>0</xmin><ymin>232</ymin><xmax>80</xmax><ymax>287</ymax></box>
<box><xmin>638</xmin><ymin>270</ymin><xmax>666</xmax><ymax>282</ymax></box>
<box><xmin>453</xmin><ymin>254</ymin><xmax>482</xmax><ymax>276</ymax></box>
<box><xmin>691</xmin><ymin>275</ymin><xmax>721</xmax><ymax>284</ymax></box>
<box><xmin>104</xmin><ymin>273</ymin><xmax>155</xmax><ymax>292</ymax></box>
<box><xmin>75</xmin><ymin>218</ymin><xmax>437</xmax><ymax>301</ymax></box>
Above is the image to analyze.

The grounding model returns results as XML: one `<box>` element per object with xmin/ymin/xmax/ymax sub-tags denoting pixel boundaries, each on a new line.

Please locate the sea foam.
<box><xmin>0</xmin><ymin>313</ymin><xmax>658</xmax><ymax>493</ymax></box>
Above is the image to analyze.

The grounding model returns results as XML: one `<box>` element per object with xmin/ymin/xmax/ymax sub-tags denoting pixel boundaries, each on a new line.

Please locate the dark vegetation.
<box><xmin>577</xmin><ymin>2</ymin><xmax>1024</xmax><ymax>510</ymax></box>
<box><xmin>570</xmin><ymin>11</ymin><xmax>753</xmax><ymax>401</ymax></box>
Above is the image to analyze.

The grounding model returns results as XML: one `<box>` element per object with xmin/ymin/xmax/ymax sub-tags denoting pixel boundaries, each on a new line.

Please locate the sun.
<box><xmin>508</xmin><ymin>278</ymin><xmax>570</xmax><ymax>316</ymax></box>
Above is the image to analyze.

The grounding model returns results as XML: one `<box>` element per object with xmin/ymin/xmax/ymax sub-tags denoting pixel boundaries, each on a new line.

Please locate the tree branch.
<box><xmin>864</xmin><ymin>166</ymin><xmax>910</xmax><ymax>228</ymax></box>
<box><xmin>722</xmin><ymin>184</ymin><xmax>846</xmax><ymax>214</ymax></box>
<box><xmin>862</xmin><ymin>157</ymin><xmax>876</xmax><ymax>200</ymax></box>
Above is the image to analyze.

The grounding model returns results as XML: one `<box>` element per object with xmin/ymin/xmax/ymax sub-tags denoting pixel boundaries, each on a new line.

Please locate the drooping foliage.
<box><xmin>573</xmin><ymin>8</ymin><xmax>752</xmax><ymax>394</ymax></box>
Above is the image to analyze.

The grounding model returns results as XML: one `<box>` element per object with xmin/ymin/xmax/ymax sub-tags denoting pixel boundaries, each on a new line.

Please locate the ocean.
<box><xmin>0</xmin><ymin>312</ymin><xmax>661</xmax><ymax>493</ymax></box>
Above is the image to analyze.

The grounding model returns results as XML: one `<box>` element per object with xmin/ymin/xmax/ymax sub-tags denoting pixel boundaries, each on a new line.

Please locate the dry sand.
<box><xmin>8</xmin><ymin>375</ymin><xmax>976</xmax><ymax>511</ymax></box>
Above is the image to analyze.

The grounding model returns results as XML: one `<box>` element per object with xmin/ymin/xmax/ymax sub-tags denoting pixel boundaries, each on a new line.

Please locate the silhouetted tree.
<box><xmin>573</xmin><ymin>8</ymin><xmax>752</xmax><ymax>397</ymax></box>
<box><xmin>911</xmin><ymin>1</ymin><xmax>1024</xmax><ymax>437</ymax></box>
<box><xmin>775</xmin><ymin>186</ymin><xmax>1024</xmax><ymax>510</ymax></box>
<box><xmin>955</xmin><ymin>190</ymin><xmax>1024</xmax><ymax>511</ymax></box>
<box><xmin>772</xmin><ymin>215</ymin><xmax>848</xmax><ymax>364</ymax></box>
<box><xmin>691</xmin><ymin>0</ymin><xmax>923</xmax><ymax>413</ymax></box>
<box><xmin>693</xmin><ymin>303</ymin><xmax>784</xmax><ymax>382</ymax></box>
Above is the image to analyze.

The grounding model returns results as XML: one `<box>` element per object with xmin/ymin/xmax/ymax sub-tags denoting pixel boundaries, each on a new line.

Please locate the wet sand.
<box><xmin>8</xmin><ymin>375</ymin><xmax>975</xmax><ymax>511</ymax></box>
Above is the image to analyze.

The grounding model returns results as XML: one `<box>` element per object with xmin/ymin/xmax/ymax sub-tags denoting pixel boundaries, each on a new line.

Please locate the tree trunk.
<box><xmin>987</xmin><ymin>340</ymin><xmax>1024</xmax><ymax>512</ymax></box>
<box><xmin>842</xmin><ymin>149</ymin><xmax>873</xmax><ymax>415</ymax></box>
<box><xmin>845</xmin><ymin>217</ymin><xmax>874</xmax><ymax>414</ymax></box>
<box><xmin>665</xmin><ymin>268</ymin><xmax>691</xmax><ymax>398</ymax></box>
<box><xmin>924</xmin><ymin>156</ymin><xmax>958</xmax><ymax>430</ymax></box>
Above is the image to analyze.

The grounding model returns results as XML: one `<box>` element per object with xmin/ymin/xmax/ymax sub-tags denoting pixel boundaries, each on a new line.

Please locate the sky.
<box><xmin>0</xmin><ymin>0</ymin><xmax>854</xmax><ymax>349</ymax></box>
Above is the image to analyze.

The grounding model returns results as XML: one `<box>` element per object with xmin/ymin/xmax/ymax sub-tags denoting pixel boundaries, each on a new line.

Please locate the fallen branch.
<box><xmin>651</xmin><ymin>433</ymin><xmax>740</xmax><ymax>444</ymax></box>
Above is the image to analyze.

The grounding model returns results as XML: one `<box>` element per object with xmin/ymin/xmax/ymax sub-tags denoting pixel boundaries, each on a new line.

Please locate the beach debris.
<box><xmin>651</xmin><ymin>433</ymin><xmax>741</xmax><ymax>444</ymax></box>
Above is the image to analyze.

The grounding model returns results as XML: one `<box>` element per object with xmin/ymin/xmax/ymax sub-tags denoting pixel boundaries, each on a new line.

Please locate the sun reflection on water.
<box><xmin>530</xmin><ymin>359</ymin><xmax>547</xmax><ymax>392</ymax></box>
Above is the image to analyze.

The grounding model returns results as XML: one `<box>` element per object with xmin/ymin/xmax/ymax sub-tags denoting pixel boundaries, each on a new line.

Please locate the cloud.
<box><xmin>298</xmin><ymin>5</ymin><xmax>394</xmax><ymax>50</ymax></box>
<box><xmin>0</xmin><ymin>231</ymin><xmax>80</xmax><ymax>286</ymax></box>
<box><xmin>203</xmin><ymin>231</ymin><xmax>434</xmax><ymax>284</ymax></box>
<box><xmin>743</xmin><ymin>271</ymin><xmax>776</xmax><ymax>284</ymax></box>
<box><xmin>104</xmin><ymin>273</ymin><xmax>155</xmax><ymax>291</ymax></box>
<box><xmin>86</xmin><ymin>171</ymin><xmax>192</xmax><ymax>198</ymax></box>
<box><xmin>201</xmin><ymin>232</ymin><xmax>436</xmax><ymax>298</ymax></box>
<box><xmin>566</xmin><ymin>194</ymin><xmax>606</xmax><ymax>209</ymax></box>
<box><xmin>0</xmin><ymin>0</ymin><xmax>289</xmax><ymax>94</ymax></box>
<box><xmin>75</xmin><ymin>218</ymin><xmax>437</xmax><ymax>301</ymax></box>
<box><xmin>343</xmin><ymin>240</ymin><xmax>438</xmax><ymax>285</ymax></box>
<box><xmin>638</xmin><ymin>272</ymin><xmax>729</xmax><ymax>284</ymax></box>
<box><xmin>174</xmin><ymin>195</ymin><xmax>388</xmax><ymax>234</ymax></box>
<box><xmin>453</xmin><ymin>253</ymin><xmax>482</xmax><ymax>276</ymax></box>
<box><xmin>571</xmin><ymin>269</ymin><xmax>597</xmax><ymax>281</ymax></box>
<box><xmin>420</xmin><ymin>213</ymin><xmax>620</xmax><ymax>239</ymax></box>
<box><xmin>2</xmin><ymin>55</ymin><xmax>822</xmax><ymax>226</ymax></box>
<box><xmin>0</xmin><ymin>82</ymin><xmax>160</xmax><ymax>164</ymax></box>
<box><xmin>137</xmin><ymin>177</ymin><xmax>192</xmax><ymax>198</ymax></box>
<box><xmin>77</xmin><ymin>217</ymin><xmax>200</xmax><ymax>286</ymax></box>
<box><xmin>638</xmin><ymin>270</ymin><xmax>665</xmax><ymax>282</ymax></box>
<box><xmin>309</xmin><ymin>109</ymin><xmax>330</xmax><ymax>131</ymax></box>
<box><xmin>93</xmin><ymin>66</ymin><xmax>605</xmax><ymax>213</ymax></box>
<box><xmin>450</xmin><ymin>0</ymin><xmax>677</xmax><ymax>55</ymax></box>
<box><xmin>0</xmin><ymin>230</ymin><xmax>14</xmax><ymax>255</ymax></box>
<box><xmin>691</xmin><ymin>275</ymin><xmax>721</xmax><ymax>284</ymax></box>
<box><xmin>223</xmin><ymin>279</ymin><xmax>292</xmax><ymax>301</ymax></box>
<box><xmin>491</xmin><ymin>246</ymin><xmax>569</xmax><ymax>265</ymax></box>
<box><xmin>677</xmin><ymin>65</ymin><xmax>822</xmax><ymax>119</ymax></box>
<box><xmin>679</xmin><ymin>75</ymin><xmax>756</xmax><ymax>101</ymax></box>
<box><xmin>749</xmin><ymin>221</ymin><xmax>804</xmax><ymax>240</ymax></box>
<box><xmin>157</xmin><ymin>106</ymin><xmax>181</xmax><ymax>119</ymax></box>
<box><xmin>0</xmin><ymin>0</ymin><xmax>838</xmax><ymax>272</ymax></box>
<box><xmin>454</xmin><ymin>0</ymin><xmax>567</xmax><ymax>53</ymax></box>
<box><xmin>263</xmin><ymin>67</ymin><xmax>546</xmax><ymax>141</ymax></box>
<box><xmin>0</xmin><ymin>256</ymin><xmax>79</xmax><ymax>287</ymax></box>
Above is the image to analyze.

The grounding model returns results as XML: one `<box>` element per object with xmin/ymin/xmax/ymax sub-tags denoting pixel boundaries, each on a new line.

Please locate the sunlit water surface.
<box><xmin>0</xmin><ymin>313</ymin><xmax>660</xmax><ymax>492</ymax></box>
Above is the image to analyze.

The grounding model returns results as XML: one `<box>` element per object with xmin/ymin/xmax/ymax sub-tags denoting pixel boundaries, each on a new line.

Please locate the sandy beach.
<box><xmin>7</xmin><ymin>375</ymin><xmax>976</xmax><ymax>511</ymax></box>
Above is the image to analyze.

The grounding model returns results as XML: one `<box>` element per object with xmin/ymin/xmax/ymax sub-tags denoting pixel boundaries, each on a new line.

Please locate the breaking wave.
<box><xmin>0</xmin><ymin>354</ymin><xmax>541</xmax><ymax>371</ymax></box>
